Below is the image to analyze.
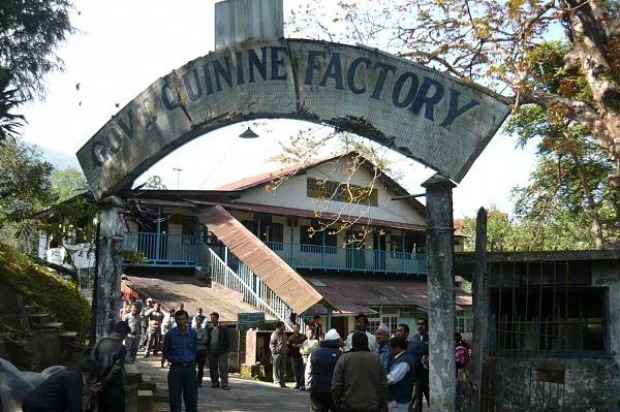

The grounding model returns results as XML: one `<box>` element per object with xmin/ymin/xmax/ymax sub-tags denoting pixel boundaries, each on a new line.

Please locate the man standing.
<box><xmin>305</xmin><ymin>328</ymin><xmax>342</xmax><ymax>411</ymax></box>
<box><xmin>163</xmin><ymin>309</ymin><xmax>198</xmax><ymax>412</ymax></box>
<box><xmin>333</xmin><ymin>332</ymin><xmax>387</xmax><ymax>412</ymax></box>
<box><xmin>191</xmin><ymin>307</ymin><xmax>206</xmax><ymax>330</ymax></box>
<box><xmin>269</xmin><ymin>321</ymin><xmax>288</xmax><ymax>388</ymax></box>
<box><xmin>386</xmin><ymin>337</ymin><xmax>416</xmax><ymax>412</ymax></box>
<box><xmin>375</xmin><ymin>323</ymin><xmax>392</xmax><ymax>372</ymax></box>
<box><xmin>22</xmin><ymin>360</ymin><xmax>100</xmax><ymax>412</ymax></box>
<box><xmin>144</xmin><ymin>302</ymin><xmax>164</xmax><ymax>358</ymax></box>
<box><xmin>195</xmin><ymin>316</ymin><xmax>208</xmax><ymax>387</ymax></box>
<box><xmin>207</xmin><ymin>311</ymin><xmax>231</xmax><ymax>390</ymax></box>
<box><xmin>287</xmin><ymin>323</ymin><xmax>307</xmax><ymax>390</ymax></box>
<box><xmin>92</xmin><ymin>321</ymin><xmax>130</xmax><ymax>412</ymax></box>
<box><xmin>395</xmin><ymin>324</ymin><xmax>410</xmax><ymax>340</ymax></box>
<box><xmin>139</xmin><ymin>298</ymin><xmax>154</xmax><ymax>349</ymax></box>
<box><xmin>408</xmin><ymin>318</ymin><xmax>430</xmax><ymax>412</ymax></box>
<box><xmin>344</xmin><ymin>313</ymin><xmax>378</xmax><ymax>352</ymax></box>
<box><xmin>123</xmin><ymin>304</ymin><xmax>141</xmax><ymax>362</ymax></box>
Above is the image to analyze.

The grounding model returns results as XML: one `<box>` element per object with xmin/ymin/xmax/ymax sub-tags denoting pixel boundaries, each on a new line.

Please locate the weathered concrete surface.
<box><xmin>95</xmin><ymin>196</ymin><xmax>125</xmax><ymax>340</ymax></box>
<box><xmin>422</xmin><ymin>174</ymin><xmax>457</xmax><ymax>412</ymax></box>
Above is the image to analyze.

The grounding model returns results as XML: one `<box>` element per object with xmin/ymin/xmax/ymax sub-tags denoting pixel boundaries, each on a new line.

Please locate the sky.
<box><xmin>20</xmin><ymin>0</ymin><xmax>537</xmax><ymax>218</ymax></box>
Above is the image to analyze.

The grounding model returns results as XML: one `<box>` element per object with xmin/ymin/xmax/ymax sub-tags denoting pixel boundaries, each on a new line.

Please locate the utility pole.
<box><xmin>173</xmin><ymin>167</ymin><xmax>182</xmax><ymax>190</ymax></box>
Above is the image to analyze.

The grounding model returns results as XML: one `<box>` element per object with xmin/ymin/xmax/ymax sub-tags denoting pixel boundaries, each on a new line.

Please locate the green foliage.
<box><xmin>50</xmin><ymin>168</ymin><xmax>87</xmax><ymax>202</ymax></box>
<box><xmin>0</xmin><ymin>0</ymin><xmax>73</xmax><ymax>100</ymax></box>
<box><xmin>0</xmin><ymin>0</ymin><xmax>74</xmax><ymax>140</ymax></box>
<box><xmin>0</xmin><ymin>242</ymin><xmax>90</xmax><ymax>337</ymax></box>
<box><xmin>0</xmin><ymin>139</ymin><xmax>54</xmax><ymax>227</ymax></box>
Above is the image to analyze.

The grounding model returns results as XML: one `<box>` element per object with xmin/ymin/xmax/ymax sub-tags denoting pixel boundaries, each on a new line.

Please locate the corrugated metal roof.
<box><xmin>199</xmin><ymin>205</ymin><xmax>327</xmax><ymax>314</ymax></box>
<box><xmin>300</xmin><ymin>276</ymin><xmax>472</xmax><ymax>315</ymax></box>
<box><xmin>121</xmin><ymin>274</ymin><xmax>273</xmax><ymax>321</ymax></box>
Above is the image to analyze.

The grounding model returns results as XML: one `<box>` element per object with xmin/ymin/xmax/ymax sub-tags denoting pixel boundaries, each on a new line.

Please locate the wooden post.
<box><xmin>422</xmin><ymin>174</ymin><xmax>457</xmax><ymax>412</ymax></box>
<box><xmin>471</xmin><ymin>207</ymin><xmax>488</xmax><ymax>411</ymax></box>
<box><xmin>95</xmin><ymin>196</ymin><xmax>125</xmax><ymax>340</ymax></box>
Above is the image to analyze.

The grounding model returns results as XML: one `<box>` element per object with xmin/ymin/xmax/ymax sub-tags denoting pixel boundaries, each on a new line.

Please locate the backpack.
<box><xmin>455</xmin><ymin>344</ymin><xmax>470</xmax><ymax>369</ymax></box>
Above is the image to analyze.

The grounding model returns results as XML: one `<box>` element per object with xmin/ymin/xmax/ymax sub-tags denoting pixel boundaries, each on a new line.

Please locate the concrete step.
<box><xmin>32</xmin><ymin>321</ymin><xmax>63</xmax><ymax>331</ymax></box>
<box><xmin>140</xmin><ymin>374</ymin><xmax>157</xmax><ymax>392</ymax></box>
<box><xmin>28</xmin><ymin>313</ymin><xmax>51</xmax><ymax>326</ymax></box>
<box><xmin>137</xmin><ymin>390</ymin><xmax>153</xmax><ymax>412</ymax></box>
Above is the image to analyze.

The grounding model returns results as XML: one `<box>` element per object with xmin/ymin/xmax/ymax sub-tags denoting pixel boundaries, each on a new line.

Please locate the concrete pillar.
<box><xmin>95</xmin><ymin>196</ymin><xmax>125</xmax><ymax>340</ymax></box>
<box><xmin>422</xmin><ymin>174</ymin><xmax>457</xmax><ymax>412</ymax></box>
<box><xmin>471</xmin><ymin>207</ymin><xmax>488</xmax><ymax>411</ymax></box>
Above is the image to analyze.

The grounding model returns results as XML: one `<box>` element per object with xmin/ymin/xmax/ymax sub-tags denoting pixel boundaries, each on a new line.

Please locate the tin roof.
<box><xmin>199</xmin><ymin>205</ymin><xmax>330</xmax><ymax>314</ymax></box>
<box><xmin>121</xmin><ymin>274</ymin><xmax>273</xmax><ymax>321</ymax></box>
<box><xmin>303</xmin><ymin>275</ymin><xmax>472</xmax><ymax>315</ymax></box>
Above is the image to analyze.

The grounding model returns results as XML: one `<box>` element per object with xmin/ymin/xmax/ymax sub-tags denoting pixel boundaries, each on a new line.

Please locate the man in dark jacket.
<box><xmin>92</xmin><ymin>321</ymin><xmax>130</xmax><ymax>412</ymax></box>
<box><xmin>305</xmin><ymin>328</ymin><xmax>342</xmax><ymax>412</ymax></box>
<box><xmin>333</xmin><ymin>332</ymin><xmax>387</xmax><ymax>412</ymax></box>
<box><xmin>386</xmin><ymin>337</ymin><xmax>416</xmax><ymax>411</ymax></box>
<box><xmin>21</xmin><ymin>360</ymin><xmax>100</xmax><ymax>412</ymax></box>
<box><xmin>206</xmin><ymin>312</ymin><xmax>231</xmax><ymax>389</ymax></box>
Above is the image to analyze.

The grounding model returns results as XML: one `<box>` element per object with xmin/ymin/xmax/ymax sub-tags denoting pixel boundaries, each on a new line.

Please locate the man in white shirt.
<box><xmin>386</xmin><ymin>337</ymin><xmax>416</xmax><ymax>412</ymax></box>
<box><xmin>344</xmin><ymin>313</ymin><xmax>378</xmax><ymax>353</ymax></box>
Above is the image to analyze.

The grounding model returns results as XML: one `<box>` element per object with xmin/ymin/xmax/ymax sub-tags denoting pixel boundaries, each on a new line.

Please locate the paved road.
<box><xmin>136</xmin><ymin>357</ymin><xmax>310</xmax><ymax>412</ymax></box>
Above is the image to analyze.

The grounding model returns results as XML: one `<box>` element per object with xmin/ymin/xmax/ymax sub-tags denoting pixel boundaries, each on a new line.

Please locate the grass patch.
<box><xmin>0</xmin><ymin>243</ymin><xmax>90</xmax><ymax>337</ymax></box>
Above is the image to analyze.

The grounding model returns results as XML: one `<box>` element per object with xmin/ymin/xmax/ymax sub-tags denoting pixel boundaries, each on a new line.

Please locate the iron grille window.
<box><xmin>490</xmin><ymin>286</ymin><xmax>607</xmax><ymax>357</ymax></box>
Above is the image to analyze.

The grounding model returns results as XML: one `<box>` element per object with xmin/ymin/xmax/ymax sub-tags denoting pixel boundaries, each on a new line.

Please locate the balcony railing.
<box><xmin>124</xmin><ymin>232</ymin><xmax>428</xmax><ymax>275</ymax></box>
<box><xmin>263</xmin><ymin>242</ymin><xmax>427</xmax><ymax>275</ymax></box>
<box><xmin>123</xmin><ymin>232</ymin><xmax>200</xmax><ymax>266</ymax></box>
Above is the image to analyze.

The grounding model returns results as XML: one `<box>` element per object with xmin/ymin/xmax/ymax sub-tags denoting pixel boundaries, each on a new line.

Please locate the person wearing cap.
<box><xmin>207</xmin><ymin>311</ymin><xmax>231</xmax><ymax>389</ymax></box>
<box><xmin>91</xmin><ymin>320</ymin><xmax>130</xmax><ymax>412</ymax></box>
<box><xmin>375</xmin><ymin>323</ymin><xmax>392</xmax><ymax>371</ymax></box>
<box><xmin>386</xmin><ymin>337</ymin><xmax>416</xmax><ymax>412</ymax></box>
<box><xmin>333</xmin><ymin>332</ymin><xmax>387</xmax><ymax>412</ymax></box>
<box><xmin>305</xmin><ymin>328</ymin><xmax>342</xmax><ymax>411</ymax></box>
<box><xmin>344</xmin><ymin>313</ymin><xmax>378</xmax><ymax>353</ymax></box>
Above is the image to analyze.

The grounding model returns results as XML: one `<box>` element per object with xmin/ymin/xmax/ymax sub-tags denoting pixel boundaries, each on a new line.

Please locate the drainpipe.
<box><xmin>327</xmin><ymin>308</ymin><xmax>332</xmax><ymax>330</ymax></box>
<box><xmin>422</xmin><ymin>174</ymin><xmax>457</xmax><ymax>412</ymax></box>
<box><xmin>155</xmin><ymin>206</ymin><xmax>162</xmax><ymax>261</ymax></box>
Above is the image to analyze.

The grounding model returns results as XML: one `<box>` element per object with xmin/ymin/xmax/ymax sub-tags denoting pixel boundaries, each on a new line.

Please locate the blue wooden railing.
<box><xmin>123</xmin><ymin>232</ymin><xmax>200</xmax><ymax>266</ymax></box>
<box><xmin>123</xmin><ymin>232</ymin><xmax>428</xmax><ymax>275</ymax></box>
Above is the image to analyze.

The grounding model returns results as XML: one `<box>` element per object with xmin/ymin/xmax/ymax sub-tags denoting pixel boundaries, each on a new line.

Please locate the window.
<box><xmin>300</xmin><ymin>220</ymin><xmax>337</xmax><ymax>253</ymax></box>
<box><xmin>266</xmin><ymin>223</ymin><xmax>283</xmax><ymax>250</ymax></box>
<box><xmin>307</xmin><ymin>177</ymin><xmax>378</xmax><ymax>206</ymax></box>
<box><xmin>491</xmin><ymin>286</ymin><xmax>607</xmax><ymax>356</ymax></box>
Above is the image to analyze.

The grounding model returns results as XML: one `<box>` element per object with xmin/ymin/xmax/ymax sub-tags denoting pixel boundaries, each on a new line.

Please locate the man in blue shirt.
<box><xmin>163</xmin><ymin>309</ymin><xmax>198</xmax><ymax>412</ymax></box>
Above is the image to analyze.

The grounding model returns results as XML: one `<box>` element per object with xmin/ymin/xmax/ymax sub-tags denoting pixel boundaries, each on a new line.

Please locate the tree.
<box><xmin>0</xmin><ymin>0</ymin><xmax>74</xmax><ymax>139</ymax></box>
<box><xmin>458</xmin><ymin>207</ymin><xmax>516</xmax><ymax>252</ymax></box>
<box><xmin>291</xmin><ymin>0</ymin><xmax>620</xmax><ymax>185</ymax></box>
<box><xmin>0</xmin><ymin>139</ymin><xmax>54</xmax><ymax>227</ymax></box>
<box><xmin>50</xmin><ymin>167</ymin><xmax>88</xmax><ymax>202</ymax></box>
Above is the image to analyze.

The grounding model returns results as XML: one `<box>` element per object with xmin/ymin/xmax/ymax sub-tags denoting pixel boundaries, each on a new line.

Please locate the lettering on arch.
<box><xmin>77</xmin><ymin>38</ymin><xmax>510</xmax><ymax>199</ymax></box>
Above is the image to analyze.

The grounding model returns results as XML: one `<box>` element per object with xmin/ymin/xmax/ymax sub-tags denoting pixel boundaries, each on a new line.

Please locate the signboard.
<box><xmin>77</xmin><ymin>38</ymin><xmax>511</xmax><ymax>199</ymax></box>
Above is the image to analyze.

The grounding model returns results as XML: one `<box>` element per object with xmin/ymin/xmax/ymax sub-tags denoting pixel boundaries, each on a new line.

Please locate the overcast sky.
<box><xmin>19</xmin><ymin>0</ymin><xmax>537</xmax><ymax>218</ymax></box>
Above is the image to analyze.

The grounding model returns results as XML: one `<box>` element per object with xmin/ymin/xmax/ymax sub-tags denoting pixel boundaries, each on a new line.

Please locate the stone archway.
<box><xmin>80</xmin><ymin>36</ymin><xmax>509</xmax><ymax>412</ymax></box>
<box><xmin>78</xmin><ymin>39</ymin><xmax>509</xmax><ymax>199</ymax></box>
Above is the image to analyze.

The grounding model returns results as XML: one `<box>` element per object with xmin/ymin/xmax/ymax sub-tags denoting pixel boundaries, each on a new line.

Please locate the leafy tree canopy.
<box><xmin>0</xmin><ymin>0</ymin><xmax>73</xmax><ymax>139</ymax></box>
<box><xmin>291</xmin><ymin>0</ymin><xmax>620</xmax><ymax>184</ymax></box>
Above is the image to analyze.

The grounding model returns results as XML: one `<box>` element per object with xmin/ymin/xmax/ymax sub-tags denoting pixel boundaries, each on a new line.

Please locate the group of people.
<box><xmin>272</xmin><ymin>313</ymin><xmax>440</xmax><ymax>412</ymax></box>
<box><xmin>22</xmin><ymin>298</ymin><xmax>231</xmax><ymax>412</ymax></box>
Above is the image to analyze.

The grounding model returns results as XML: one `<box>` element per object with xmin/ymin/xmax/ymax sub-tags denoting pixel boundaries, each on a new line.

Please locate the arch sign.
<box><xmin>78</xmin><ymin>38</ymin><xmax>510</xmax><ymax>200</ymax></box>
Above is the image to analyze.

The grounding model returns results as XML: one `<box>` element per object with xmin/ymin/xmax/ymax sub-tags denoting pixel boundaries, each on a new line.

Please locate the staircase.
<box><xmin>206</xmin><ymin>248</ymin><xmax>298</xmax><ymax>329</ymax></box>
